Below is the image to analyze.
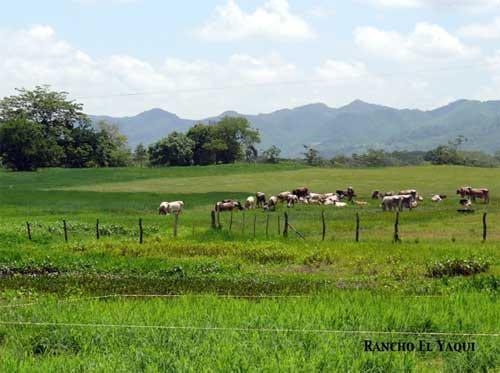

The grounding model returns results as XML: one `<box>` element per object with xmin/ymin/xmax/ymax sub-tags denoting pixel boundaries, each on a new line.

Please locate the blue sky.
<box><xmin>1</xmin><ymin>0</ymin><xmax>500</xmax><ymax>117</ymax></box>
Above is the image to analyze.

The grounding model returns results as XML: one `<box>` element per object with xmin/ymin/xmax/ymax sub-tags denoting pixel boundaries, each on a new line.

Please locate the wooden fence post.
<box><xmin>355</xmin><ymin>213</ymin><xmax>360</xmax><ymax>242</ymax></box>
<box><xmin>26</xmin><ymin>222</ymin><xmax>32</xmax><ymax>241</ymax></box>
<box><xmin>96</xmin><ymin>219</ymin><xmax>100</xmax><ymax>240</ymax></box>
<box><xmin>241</xmin><ymin>212</ymin><xmax>246</xmax><ymax>234</ymax></box>
<box><xmin>394</xmin><ymin>212</ymin><xmax>401</xmax><ymax>243</ymax></box>
<box><xmin>211</xmin><ymin>210</ymin><xmax>217</xmax><ymax>230</ymax></box>
<box><xmin>321</xmin><ymin>210</ymin><xmax>326</xmax><ymax>241</ymax></box>
<box><xmin>229</xmin><ymin>210</ymin><xmax>233</xmax><ymax>232</ymax></box>
<box><xmin>483</xmin><ymin>212</ymin><xmax>487</xmax><ymax>242</ymax></box>
<box><xmin>139</xmin><ymin>218</ymin><xmax>143</xmax><ymax>244</ymax></box>
<box><xmin>266</xmin><ymin>213</ymin><xmax>270</xmax><ymax>238</ymax></box>
<box><xmin>283</xmin><ymin>212</ymin><xmax>289</xmax><ymax>238</ymax></box>
<box><xmin>173</xmin><ymin>212</ymin><xmax>179</xmax><ymax>238</ymax></box>
<box><xmin>253</xmin><ymin>215</ymin><xmax>257</xmax><ymax>238</ymax></box>
<box><xmin>63</xmin><ymin>220</ymin><xmax>68</xmax><ymax>243</ymax></box>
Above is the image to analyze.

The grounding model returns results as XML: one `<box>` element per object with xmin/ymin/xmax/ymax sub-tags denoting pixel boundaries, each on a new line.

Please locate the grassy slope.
<box><xmin>0</xmin><ymin>164</ymin><xmax>498</xmax><ymax>371</ymax></box>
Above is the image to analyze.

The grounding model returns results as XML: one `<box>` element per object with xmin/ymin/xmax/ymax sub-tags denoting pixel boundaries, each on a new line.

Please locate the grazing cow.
<box><xmin>215</xmin><ymin>200</ymin><xmax>243</xmax><ymax>212</ymax></box>
<box><xmin>457</xmin><ymin>187</ymin><xmax>490</xmax><ymax>204</ymax></box>
<box><xmin>256</xmin><ymin>192</ymin><xmax>266</xmax><ymax>207</ymax></box>
<box><xmin>371</xmin><ymin>191</ymin><xmax>381</xmax><ymax>200</ymax></box>
<box><xmin>293</xmin><ymin>187</ymin><xmax>309</xmax><ymax>199</ymax></box>
<box><xmin>277</xmin><ymin>191</ymin><xmax>292</xmax><ymax>203</ymax></box>
<box><xmin>245</xmin><ymin>196</ymin><xmax>256</xmax><ymax>210</ymax></box>
<box><xmin>159</xmin><ymin>201</ymin><xmax>184</xmax><ymax>215</ymax></box>
<box><xmin>286</xmin><ymin>194</ymin><xmax>299</xmax><ymax>208</ymax></box>
<box><xmin>264</xmin><ymin>196</ymin><xmax>278</xmax><ymax>211</ymax></box>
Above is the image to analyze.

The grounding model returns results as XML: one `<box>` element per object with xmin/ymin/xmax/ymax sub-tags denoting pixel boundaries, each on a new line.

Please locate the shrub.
<box><xmin>426</xmin><ymin>258</ymin><xmax>489</xmax><ymax>278</ymax></box>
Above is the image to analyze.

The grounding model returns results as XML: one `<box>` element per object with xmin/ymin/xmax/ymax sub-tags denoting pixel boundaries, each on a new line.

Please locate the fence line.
<box><xmin>24</xmin><ymin>208</ymin><xmax>494</xmax><ymax>243</ymax></box>
<box><xmin>0</xmin><ymin>320</ymin><xmax>496</xmax><ymax>338</ymax></box>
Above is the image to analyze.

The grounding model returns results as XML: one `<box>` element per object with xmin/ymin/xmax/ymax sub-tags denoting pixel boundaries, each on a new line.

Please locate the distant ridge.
<box><xmin>90</xmin><ymin>99</ymin><xmax>500</xmax><ymax>157</ymax></box>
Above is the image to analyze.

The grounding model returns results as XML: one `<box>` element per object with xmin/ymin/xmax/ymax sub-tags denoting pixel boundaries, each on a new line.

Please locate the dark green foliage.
<box><xmin>0</xmin><ymin>87</ymin><xmax>130</xmax><ymax>170</ymax></box>
<box><xmin>133</xmin><ymin>143</ymin><xmax>148</xmax><ymax>166</ymax></box>
<box><xmin>150</xmin><ymin>116</ymin><xmax>261</xmax><ymax>166</ymax></box>
<box><xmin>148</xmin><ymin>131</ymin><xmax>194</xmax><ymax>166</ymax></box>
<box><xmin>426</xmin><ymin>258</ymin><xmax>490</xmax><ymax>278</ymax></box>
<box><xmin>0</xmin><ymin>118</ymin><xmax>58</xmax><ymax>170</ymax></box>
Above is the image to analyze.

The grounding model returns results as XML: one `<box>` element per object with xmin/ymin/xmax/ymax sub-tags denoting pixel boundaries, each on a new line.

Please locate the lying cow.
<box><xmin>159</xmin><ymin>201</ymin><xmax>184</xmax><ymax>215</ymax></box>
<box><xmin>431</xmin><ymin>194</ymin><xmax>447</xmax><ymax>203</ymax></box>
<box><xmin>256</xmin><ymin>192</ymin><xmax>266</xmax><ymax>207</ymax></box>
<box><xmin>460</xmin><ymin>198</ymin><xmax>472</xmax><ymax>208</ymax></box>
<box><xmin>215</xmin><ymin>200</ymin><xmax>243</xmax><ymax>212</ymax></box>
<box><xmin>245</xmin><ymin>196</ymin><xmax>256</xmax><ymax>210</ymax></box>
<box><xmin>372</xmin><ymin>191</ymin><xmax>394</xmax><ymax>200</ymax></box>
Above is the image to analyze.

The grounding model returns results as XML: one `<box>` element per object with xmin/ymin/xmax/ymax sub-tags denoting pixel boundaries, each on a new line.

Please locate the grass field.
<box><xmin>0</xmin><ymin>163</ymin><xmax>498</xmax><ymax>371</ymax></box>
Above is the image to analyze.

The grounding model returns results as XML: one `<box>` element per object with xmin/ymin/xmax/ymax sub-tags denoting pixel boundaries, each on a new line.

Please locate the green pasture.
<box><xmin>0</xmin><ymin>164</ymin><xmax>498</xmax><ymax>371</ymax></box>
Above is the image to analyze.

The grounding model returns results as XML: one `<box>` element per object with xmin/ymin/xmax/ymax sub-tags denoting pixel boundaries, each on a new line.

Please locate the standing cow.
<box><xmin>256</xmin><ymin>192</ymin><xmax>266</xmax><ymax>207</ymax></box>
<box><xmin>457</xmin><ymin>187</ymin><xmax>489</xmax><ymax>204</ymax></box>
<box><xmin>159</xmin><ymin>201</ymin><xmax>184</xmax><ymax>215</ymax></box>
<box><xmin>293</xmin><ymin>187</ymin><xmax>309</xmax><ymax>199</ymax></box>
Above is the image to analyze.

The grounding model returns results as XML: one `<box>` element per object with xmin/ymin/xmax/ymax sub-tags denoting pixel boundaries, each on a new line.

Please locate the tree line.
<box><xmin>0</xmin><ymin>87</ymin><xmax>268</xmax><ymax>171</ymax></box>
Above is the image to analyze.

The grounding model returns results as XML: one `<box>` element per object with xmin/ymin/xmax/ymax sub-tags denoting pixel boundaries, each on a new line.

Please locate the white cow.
<box><xmin>431</xmin><ymin>195</ymin><xmax>442</xmax><ymax>203</ymax></box>
<box><xmin>245</xmin><ymin>196</ymin><xmax>256</xmax><ymax>210</ymax></box>
<box><xmin>159</xmin><ymin>201</ymin><xmax>184</xmax><ymax>215</ymax></box>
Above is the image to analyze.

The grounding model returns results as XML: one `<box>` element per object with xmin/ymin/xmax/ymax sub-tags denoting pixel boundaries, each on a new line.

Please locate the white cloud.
<box><xmin>0</xmin><ymin>25</ymin><xmax>304</xmax><ymax>117</ymax></box>
<box><xmin>354</xmin><ymin>23</ymin><xmax>478</xmax><ymax>61</ymax></box>
<box><xmin>459</xmin><ymin>17</ymin><xmax>500</xmax><ymax>39</ymax></box>
<box><xmin>195</xmin><ymin>0</ymin><xmax>315</xmax><ymax>42</ymax></box>
<box><xmin>365</xmin><ymin>0</ymin><xmax>500</xmax><ymax>11</ymax></box>
<box><xmin>316</xmin><ymin>60</ymin><xmax>369</xmax><ymax>81</ymax></box>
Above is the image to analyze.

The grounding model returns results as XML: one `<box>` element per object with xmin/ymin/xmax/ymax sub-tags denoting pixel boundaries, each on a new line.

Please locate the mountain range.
<box><xmin>91</xmin><ymin>99</ymin><xmax>500</xmax><ymax>157</ymax></box>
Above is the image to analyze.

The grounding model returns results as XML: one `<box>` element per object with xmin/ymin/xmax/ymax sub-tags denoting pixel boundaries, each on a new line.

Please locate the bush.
<box><xmin>426</xmin><ymin>258</ymin><xmax>490</xmax><ymax>278</ymax></box>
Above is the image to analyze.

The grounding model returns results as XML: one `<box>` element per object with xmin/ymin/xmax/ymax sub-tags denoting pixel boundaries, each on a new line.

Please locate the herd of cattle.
<box><xmin>158</xmin><ymin>186</ymin><xmax>489</xmax><ymax>215</ymax></box>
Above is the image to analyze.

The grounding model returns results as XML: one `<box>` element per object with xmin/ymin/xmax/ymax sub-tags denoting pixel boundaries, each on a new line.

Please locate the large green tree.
<box><xmin>148</xmin><ymin>132</ymin><xmax>194</xmax><ymax>166</ymax></box>
<box><xmin>0</xmin><ymin>119</ymin><xmax>57</xmax><ymax>171</ymax></box>
<box><xmin>0</xmin><ymin>86</ymin><xmax>130</xmax><ymax>170</ymax></box>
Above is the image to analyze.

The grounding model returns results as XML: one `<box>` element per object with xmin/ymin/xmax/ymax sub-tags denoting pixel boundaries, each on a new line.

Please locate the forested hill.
<box><xmin>91</xmin><ymin>99</ymin><xmax>500</xmax><ymax>157</ymax></box>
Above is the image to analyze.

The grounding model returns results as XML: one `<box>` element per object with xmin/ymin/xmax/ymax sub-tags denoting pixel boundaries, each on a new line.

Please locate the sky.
<box><xmin>2</xmin><ymin>0</ymin><xmax>500</xmax><ymax>117</ymax></box>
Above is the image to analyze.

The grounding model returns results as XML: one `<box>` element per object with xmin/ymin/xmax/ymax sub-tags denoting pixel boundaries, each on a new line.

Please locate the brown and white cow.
<box><xmin>277</xmin><ymin>191</ymin><xmax>292</xmax><ymax>203</ymax></box>
<box><xmin>256</xmin><ymin>192</ymin><xmax>266</xmax><ymax>207</ymax></box>
<box><xmin>159</xmin><ymin>201</ymin><xmax>184</xmax><ymax>215</ymax></box>
<box><xmin>286</xmin><ymin>194</ymin><xmax>299</xmax><ymax>208</ymax></box>
<box><xmin>215</xmin><ymin>200</ymin><xmax>243</xmax><ymax>212</ymax></box>
<box><xmin>264</xmin><ymin>196</ymin><xmax>279</xmax><ymax>211</ymax></box>
<box><xmin>457</xmin><ymin>187</ymin><xmax>489</xmax><ymax>204</ymax></box>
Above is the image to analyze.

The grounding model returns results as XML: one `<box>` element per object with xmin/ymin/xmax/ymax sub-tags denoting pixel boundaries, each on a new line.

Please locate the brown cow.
<box><xmin>293</xmin><ymin>187</ymin><xmax>309</xmax><ymax>199</ymax></box>
<box><xmin>457</xmin><ymin>187</ymin><xmax>489</xmax><ymax>204</ymax></box>
<box><xmin>215</xmin><ymin>200</ymin><xmax>243</xmax><ymax>212</ymax></box>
